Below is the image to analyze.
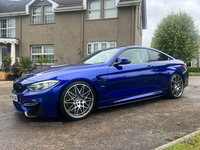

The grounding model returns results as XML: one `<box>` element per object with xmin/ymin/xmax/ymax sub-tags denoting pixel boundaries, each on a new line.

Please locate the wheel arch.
<box><xmin>56</xmin><ymin>79</ymin><xmax>99</xmax><ymax>117</ymax></box>
<box><xmin>170</xmin><ymin>72</ymin><xmax>185</xmax><ymax>87</ymax></box>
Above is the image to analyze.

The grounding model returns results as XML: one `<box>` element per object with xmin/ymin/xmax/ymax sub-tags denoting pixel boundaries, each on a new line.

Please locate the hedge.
<box><xmin>187</xmin><ymin>67</ymin><xmax>200</xmax><ymax>73</ymax></box>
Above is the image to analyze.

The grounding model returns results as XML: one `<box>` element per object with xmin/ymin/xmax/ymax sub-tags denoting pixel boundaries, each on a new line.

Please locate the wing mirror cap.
<box><xmin>114</xmin><ymin>57</ymin><xmax>131</xmax><ymax>66</ymax></box>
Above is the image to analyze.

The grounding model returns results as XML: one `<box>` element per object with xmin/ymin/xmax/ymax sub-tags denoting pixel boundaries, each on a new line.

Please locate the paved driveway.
<box><xmin>0</xmin><ymin>77</ymin><xmax>200</xmax><ymax>150</ymax></box>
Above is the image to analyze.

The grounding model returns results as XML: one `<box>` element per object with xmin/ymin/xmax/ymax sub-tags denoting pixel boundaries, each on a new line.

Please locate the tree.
<box><xmin>152</xmin><ymin>11</ymin><xmax>200</xmax><ymax>63</ymax></box>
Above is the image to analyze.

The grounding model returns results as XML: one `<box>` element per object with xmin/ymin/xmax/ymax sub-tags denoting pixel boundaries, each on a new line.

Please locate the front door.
<box><xmin>106</xmin><ymin>48</ymin><xmax>158</xmax><ymax>103</ymax></box>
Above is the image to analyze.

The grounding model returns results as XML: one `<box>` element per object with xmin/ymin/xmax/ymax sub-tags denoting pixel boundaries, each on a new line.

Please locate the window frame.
<box><xmin>117</xmin><ymin>48</ymin><xmax>150</xmax><ymax>65</ymax></box>
<box><xmin>147</xmin><ymin>49</ymin><xmax>170</xmax><ymax>62</ymax></box>
<box><xmin>0</xmin><ymin>18</ymin><xmax>15</xmax><ymax>38</ymax></box>
<box><xmin>104</xmin><ymin>0</ymin><xmax>117</xmax><ymax>18</ymax></box>
<box><xmin>32</xmin><ymin>7</ymin><xmax>42</xmax><ymax>24</ymax></box>
<box><xmin>44</xmin><ymin>5</ymin><xmax>54</xmax><ymax>23</ymax></box>
<box><xmin>88</xmin><ymin>1</ymin><xmax>101</xmax><ymax>20</ymax></box>
<box><xmin>87</xmin><ymin>41</ymin><xmax>117</xmax><ymax>55</ymax></box>
<box><xmin>31</xmin><ymin>45</ymin><xmax>54</xmax><ymax>64</ymax></box>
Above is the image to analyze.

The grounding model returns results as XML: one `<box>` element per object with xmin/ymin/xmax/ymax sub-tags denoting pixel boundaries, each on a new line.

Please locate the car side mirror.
<box><xmin>114</xmin><ymin>57</ymin><xmax>131</xmax><ymax>66</ymax></box>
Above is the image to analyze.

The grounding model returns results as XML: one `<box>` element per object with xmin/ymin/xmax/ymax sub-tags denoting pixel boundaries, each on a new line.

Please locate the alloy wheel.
<box><xmin>63</xmin><ymin>83</ymin><xmax>94</xmax><ymax>119</ymax></box>
<box><xmin>171</xmin><ymin>74</ymin><xmax>183</xmax><ymax>98</ymax></box>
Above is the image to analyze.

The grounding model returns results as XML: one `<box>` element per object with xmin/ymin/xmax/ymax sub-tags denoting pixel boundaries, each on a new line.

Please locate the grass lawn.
<box><xmin>166</xmin><ymin>133</ymin><xmax>200</xmax><ymax>150</ymax></box>
<box><xmin>189</xmin><ymin>72</ymin><xmax>200</xmax><ymax>75</ymax></box>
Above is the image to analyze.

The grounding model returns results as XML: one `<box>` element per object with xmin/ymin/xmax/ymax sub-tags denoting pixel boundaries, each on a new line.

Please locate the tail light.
<box><xmin>184</xmin><ymin>63</ymin><xmax>187</xmax><ymax>68</ymax></box>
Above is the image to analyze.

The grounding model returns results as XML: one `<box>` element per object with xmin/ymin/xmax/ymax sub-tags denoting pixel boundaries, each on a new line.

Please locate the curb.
<box><xmin>155</xmin><ymin>130</ymin><xmax>200</xmax><ymax>150</ymax></box>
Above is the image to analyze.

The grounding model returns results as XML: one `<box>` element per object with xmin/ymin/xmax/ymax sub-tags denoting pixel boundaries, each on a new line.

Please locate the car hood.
<box><xmin>15</xmin><ymin>64</ymin><xmax>97</xmax><ymax>84</ymax></box>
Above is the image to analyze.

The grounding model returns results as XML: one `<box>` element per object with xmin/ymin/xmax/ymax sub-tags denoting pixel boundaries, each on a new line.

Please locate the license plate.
<box><xmin>11</xmin><ymin>94</ymin><xmax>18</xmax><ymax>102</ymax></box>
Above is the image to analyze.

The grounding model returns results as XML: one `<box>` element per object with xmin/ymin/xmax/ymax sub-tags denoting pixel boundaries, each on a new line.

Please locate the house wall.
<box><xmin>16</xmin><ymin>0</ymin><xmax>143</xmax><ymax>64</ymax></box>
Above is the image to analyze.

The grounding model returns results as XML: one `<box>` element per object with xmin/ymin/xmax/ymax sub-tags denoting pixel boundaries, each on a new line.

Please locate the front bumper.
<box><xmin>12</xmin><ymin>81</ymin><xmax>66</xmax><ymax>118</ymax></box>
<box><xmin>13</xmin><ymin>101</ymin><xmax>45</xmax><ymax>118</ymax></box>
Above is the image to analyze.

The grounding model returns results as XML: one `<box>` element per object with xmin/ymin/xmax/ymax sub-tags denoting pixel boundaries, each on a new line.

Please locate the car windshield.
<box><xmin>77</xmin><ymin>48</ymin><xmax>120</xmax><ymax>64</ymax></box>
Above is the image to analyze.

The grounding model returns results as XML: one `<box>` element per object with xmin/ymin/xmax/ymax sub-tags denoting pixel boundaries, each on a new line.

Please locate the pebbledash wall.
<box><xmin>0</xmin><ymin>0</ymin><xmax>146</xmax><ymax>65</ymax></box>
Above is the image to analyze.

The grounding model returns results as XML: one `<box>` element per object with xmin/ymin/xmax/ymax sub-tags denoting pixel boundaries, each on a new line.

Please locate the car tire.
<box><xmin>59</xmin><ymin>81</ymin><xmax>96</xmax><ymax>121</ymax></box>
<box><xmin>168</xmin><ymin>73</ymin><xmax>184</xmax><ymax>99</ymax></box>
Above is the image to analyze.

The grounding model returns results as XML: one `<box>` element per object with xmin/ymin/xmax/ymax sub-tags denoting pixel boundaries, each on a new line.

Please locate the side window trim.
<box><xmin>111</xmin><ymin>48</ymin><xmax>150</xmax><ymax>66</ymax></box>
<box><xmin>147</xmin><ymin>49</ymin><xmax>169</xmax><ymax>62</ymax></box>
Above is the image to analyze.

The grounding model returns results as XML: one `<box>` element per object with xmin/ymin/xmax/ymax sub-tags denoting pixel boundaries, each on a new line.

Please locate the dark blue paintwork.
<box><xmin>12</xmin><ymin>46</ymin><xmax>189</xmax><ymax>118</ymax></box>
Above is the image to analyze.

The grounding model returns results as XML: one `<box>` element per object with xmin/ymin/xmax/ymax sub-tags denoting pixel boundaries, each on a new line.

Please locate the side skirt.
<box><xmin>99</xmin><ymin>95</ymin><xmax>163</xmax><ymax>109</ymax></box>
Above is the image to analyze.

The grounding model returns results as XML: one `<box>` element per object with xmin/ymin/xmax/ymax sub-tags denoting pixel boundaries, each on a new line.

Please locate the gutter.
<box><xmin>117</xmin><ymin>0</ymin><xmax>142</xmax><ymax>7</ymax></box>
<box><xmin>54</xmin><ymin>6</ymin><xmax>83</xmax><ymax>13</ymax></box>
<box><xmin>0</xmin><ymin>11</ymin><xmax>27</xmax><ymax>17</ymax></box>
<box><xmin>142</xmin><ymin>0</ymin><xmax>147</xmax><ymax>29</ymax></box>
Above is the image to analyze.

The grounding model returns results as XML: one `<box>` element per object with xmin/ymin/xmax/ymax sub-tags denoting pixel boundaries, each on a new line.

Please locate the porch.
<box><xmin>0</xmin><ymin>38</ymin><xmax>19</xmax><ymax>69</ymax></box>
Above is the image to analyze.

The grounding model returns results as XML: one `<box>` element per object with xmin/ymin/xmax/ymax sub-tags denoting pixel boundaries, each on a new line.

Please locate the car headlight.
<box><xmin>27</xmin><ymin>80</ymin><xmax>59</xmax><ymax>92</ymax></box>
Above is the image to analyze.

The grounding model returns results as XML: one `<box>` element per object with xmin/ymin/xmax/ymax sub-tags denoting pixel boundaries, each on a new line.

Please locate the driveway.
<box><xmin>0</xmin><ymin>77</ymin><xmax>200</xmax><ymax>150</ymax></box>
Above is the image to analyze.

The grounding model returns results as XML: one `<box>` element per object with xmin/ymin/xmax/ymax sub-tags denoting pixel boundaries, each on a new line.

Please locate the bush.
<box><xmin>37</xmin><ymin>56</ymin><xmax>51</xmax><ymax>69</ymax></box>
<box><xmin>187</xmin><ymin>67</ymin><xmax>200</xmax><ymax>73</ymax></box>
<box><xmin>2</xmin><ymin>56</ymin><xmax>11</xmax><ymax>73</ymax></box>
<box><xmin>17</xmin><ymin>56</ymin><xmax>36</xmax><ymax>76</ymax></box>
<box><xmin>11</xmin><ymin>61</ymin><xmax>19</xmax><ymax>74</ymax></box>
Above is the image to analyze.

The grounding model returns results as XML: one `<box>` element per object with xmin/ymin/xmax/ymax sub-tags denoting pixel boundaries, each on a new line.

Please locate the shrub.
<box><xmin>37</xmin><ymin>56</ymin><xmax>51</xmax><ymax>68</ymax></box>
<box><xmin>2</xmin><ymin>56</ymin><xmax>11</xmax><ymax>73</ymax></box>
<box><xmin>17</xmin><ymin>56</ymin><xmax>36</xmax><ymax>76</ymax></box>
<box><xmin>187</xmin><ymin>67</ymin><xmax>200</xmax><ymax>73</ymax></box>
<box><xmin>10</xmin><ymin>61</ymin><xmax>19</xmax><ymax>75</ymax></box>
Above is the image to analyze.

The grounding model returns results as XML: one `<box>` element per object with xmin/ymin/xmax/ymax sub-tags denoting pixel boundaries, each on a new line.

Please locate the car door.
<box><xmin>147</xmin><ymin>49</ymin><xmax>172</xmax><ymax>91</ymax></box>
<box><xmin>105</xmin><ymin>48</ymin><xmax>158</xmax><ymax>102</ymax></box>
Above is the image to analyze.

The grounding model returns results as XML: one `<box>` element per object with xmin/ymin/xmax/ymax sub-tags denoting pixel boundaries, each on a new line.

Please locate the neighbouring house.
<box><xmin>189</xmin><ymin>49</ymin><xmax>200</xmax><ymax>67</ymax></box>
<box><xmin>0</xmin><ymin>0</ymin><xmax>147</xmax><ymax>67</ymax></box>
<box><xmin>188</xmin><ymin>37</ymin><xmax>200</xmax><ymax>67</ymax></box>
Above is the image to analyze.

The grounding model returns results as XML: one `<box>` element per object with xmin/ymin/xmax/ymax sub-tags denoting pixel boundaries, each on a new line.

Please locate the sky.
<box><xmin>142</xmin><ymin>0</ymin><xmax>200</xmax><ymax>47</ymax></box>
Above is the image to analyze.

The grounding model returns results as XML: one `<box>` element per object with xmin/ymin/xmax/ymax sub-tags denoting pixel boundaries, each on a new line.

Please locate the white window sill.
<box><xmin>35</xmin><ymin>63</ymin><xmax>55</xmax><ymax>65</ymax></box>
<box><xmin>29</xmin><ymin>22</ymin><xmax>56</xmax><ymax>26</ymax></box>
<box><xmin>86</xmin><ymin>17</ymin><xmax>119</xmax><ymax>22</ymax></box>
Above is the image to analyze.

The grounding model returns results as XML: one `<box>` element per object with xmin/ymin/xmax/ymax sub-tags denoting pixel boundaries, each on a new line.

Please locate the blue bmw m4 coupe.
<box><xmin>12</xmin><ymin>46</ymin><xmax>188</xmax><ymax>120</ymax></box>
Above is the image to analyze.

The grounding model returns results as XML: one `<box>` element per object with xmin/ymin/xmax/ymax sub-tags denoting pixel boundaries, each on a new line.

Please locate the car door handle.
<box><xmin>147</xmin><ymin>65</ymin><xmax>154</xmax><ymax>68</ymax></box>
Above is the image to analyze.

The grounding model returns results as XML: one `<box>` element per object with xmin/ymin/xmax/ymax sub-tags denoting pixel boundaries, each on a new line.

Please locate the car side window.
<box><xmin>118</xmin><ymin>49</ymin><xmax>149</xmax><ymax>64</ymax></box>
<box><xmin>148</xmin><ymin>50</ymin><xmax>169</xmax><ymax>61</ymax></box>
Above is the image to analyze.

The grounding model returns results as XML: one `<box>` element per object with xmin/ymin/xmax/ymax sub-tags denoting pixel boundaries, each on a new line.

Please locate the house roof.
<box><xmin>0</xmin><ymin>0</ymin><xmax>135</xmax><ymax>13</ymax></box>
<box><xmin>0</xmin><ymin>0</ymin><xmax>83</xmax><ymax>13</ymax></box>
<box><xmin>0</xmin><ymin>0</ymin><xmax>146</xmax><ymax>29</ymax></box>
<box><xmin>0</xmin><ymin>0</ymin><xmax>30</xmax><ymax>13</ymax></box>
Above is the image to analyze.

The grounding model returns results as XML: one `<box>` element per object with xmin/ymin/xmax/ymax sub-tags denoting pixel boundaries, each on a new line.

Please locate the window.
<box><xmin>2</xmin><ymin>48</ymin><xmax>7</xmax><ymax>57</ymax></box>
<box><xmin>45</xmin><ymin>6</ymin><xmax>54</xmax><ymax>23</ymax></box>
<box><xmin>94</xmin><ymin>43</ymin><xmax>99</xmax><ymax>52</ymax></box>
<box><xmin>32</xmin><ymin>7</ymin><xmax>41</xmax><ymax>24</ymax></box>
<box><xmin>148</xmin><ymin>50</ymin><xmax>169</xmax><ymax>61</ymax></box>
<box><xmin>104</xmin><ymin>0</ymin><xmax>117</xmax><ymax>18</ymax></box>
<box><xmin>0</xmin><ymin>19</ymin><xmax>15</xmax><ymax>38</ymax></box>
<box><xmin>110</xmin><ymin>42</ymin><xmax>116</xmax><ymax>48</ymax></box>
<box><xmin>89</xmin><ymin>1</ymin><xmax>101</xmax><ymax>19</ymax></box>
<box><xmin>87</xmin><ymin>41</ymin><xmax>116</xmax><ymax>55</ymax></box>
<box><xmin>31</xmin><ymin>45</ymin><xmax>54</xmax><ymax>63</ymax></box>
<box><xmin>101</xmin><ymin>43</ymin><xmax>107</xmax><ymax>49</ymax></box>
<box><xmin>119</xmin><ymin>49</ymin><xmax>149</xmax><ymax>64</ymax></box>
<box><xmin>88</xmin><ymin>44</ymin><xmax>92</xmax><ymax>54</ymax></box>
